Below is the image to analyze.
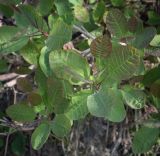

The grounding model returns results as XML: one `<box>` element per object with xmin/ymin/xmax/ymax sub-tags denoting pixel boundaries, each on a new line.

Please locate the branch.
<box><xmin>73</xmin><ymin>25</ymin><xmax>95</xmax><ymax>40</ymax></box>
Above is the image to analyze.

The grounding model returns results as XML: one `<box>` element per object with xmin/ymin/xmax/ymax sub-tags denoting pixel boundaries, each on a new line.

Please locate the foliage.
<box><xmin>0</xmin><ymin>0</ymin><xmax>160</xmax><ymax>154</ymax></box>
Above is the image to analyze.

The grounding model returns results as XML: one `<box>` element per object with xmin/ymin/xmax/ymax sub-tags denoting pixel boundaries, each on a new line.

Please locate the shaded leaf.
<box><xmin>150</xmin><ymin>80</ymin><xmax>160</xmax><ymax>98</ymax></box>
<box><xmin>11</xmin><ymin>133</ymin><xmax>26</xmax><ymax>156</ymax></box>
<box><xmin>132</xmin><ymin>127</ymin><xmax>159</xmax><ymax>154</ymax></box>
<box><xmin>31</xmin><ymin>122</ymin><xmax>50</xmax><ymax>150</ymax></box>
<box><xmin>14</xmin><ymin>5</ymin><xmax>48</xmax><ymax>32</ymax></box>
<box><xmin>6</xmin><ymin>103</ymin><xmax>36</xmax><ymax>122</ymax></box>
<box><xmin>46</xmin><ymin>76</ymin><xmax>72</xmax><ymax>114</ymax></box>
<box><xmin>38</xmin><ymin>0</ymin><xmax>54</xmax><ymax>16</ymax></box>
<box><xmin>51</xmin><ymin>114</ymin><xmax>72</xmax><ymax>138</ymax></box>
<box><xmin>147</xmin><ymin>11</ymin><xmax>160</xmax><ymax>25</ymax></box>
<box><xmin>142</xmin><ymin>66</ymin><xmax>160</xmax><ymax>86</ymax></box>
<box><xmin>0</xmin><ymin>4</ymin><xmax>13</xmax><ymax>18</ymax></box>
<box><xmin>132</xmin><ymin>27</ymin><xmax>157</xmax><ymax>49</ymax></box>
<box><xmin>17</xmin><ymin>77</ymin><xmax>32</xmax><ymax>92</ymax></box>
<box><xmin>27</xmin><ymin>92</ymin><xmax>42</xmax><ymax>106</ymax></box>
<box><xmin>128</xmin><ymin>16</ymin><xmax>143</xmax><ymax>33</ymax></box>
<box><xmin>0</xmin><ymin>60</ymin><xmax>8</xmax><ymax>73</ymax></box>
<box><xmin>0</xmin><ymin>26</ymin><xmax>29</xmax><ymax>53</ymax></box>
<box><xmin>93</xmin><ymin>0</ymin><xmax>105</xmax><ymax>22</ymax></box>
<box><xmin>111</xmin><ymin>0</ymin><xmax>124</xmax><ymax>7</ymax></box>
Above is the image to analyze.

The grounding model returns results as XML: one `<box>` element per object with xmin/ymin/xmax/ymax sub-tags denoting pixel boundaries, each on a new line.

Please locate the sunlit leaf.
<box><xmin>66</xmin><ymin>90</ymin><xmax>92</xmax><ymax>120</ymax></box>
<box><xmin>74</xmin><ymin>5</ymin><xmax>89</xmax><ymax>23</ymax></box>
<box><xmin>46</xmin><ymin>18</ymin><xmax>72</xmax><ymax>51</ymax></box>
<box><xmin>87</xmin><ymin>87</ymin><xmax>126</xmax><ymax>122</ymax></box>
<box><xmin>31</xmin><ymin>122</ymin><xmax>50</xmax><ymax>150</ymax></box>
<box><xmin>21</xmin><ymin>41</ymin><xmax>39</xmax><ymax>66</ymax></box>
<box><xmin>121</xmin><ymin>86</ymin><xmax>146</xmax><ymax>109</ymax></box>
<box><xmin>49</xmin><ymin>50</ymin><xmax>90</xmax><ymax>85</ymax></box>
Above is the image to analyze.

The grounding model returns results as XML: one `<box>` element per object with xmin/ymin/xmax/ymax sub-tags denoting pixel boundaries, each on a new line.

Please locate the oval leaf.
<box><xmin>87</xmin><ymin>88</ymin><xmax>126</xmax><ymax>122</ymax></box>
<box><xmin>132</xmin><ymin>127</ymin><xmax>159</xmax><ymax>154</ymax></box>
<box><xmin>51</xmin><ymin>114</ymin><xmax>72</xmax><ymax>138</ymax></box>
<box><xmin>31</xmin><ymin>122</ymin><xmax>50</xmax><ymax>150</ymax></box>
<box><xmin>6</xmin><ymin>104</ymin><xmax>36</xmax><ymax>122</ymax></box>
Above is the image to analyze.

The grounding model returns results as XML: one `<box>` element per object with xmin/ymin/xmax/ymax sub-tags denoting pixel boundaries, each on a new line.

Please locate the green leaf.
<box><xmin>69</xmin><ymin>0</ymin><xmax>83</xmax><ymax>6</ymax></box>
<box><xmin>66</xmin><ymin>90</ymin><xmax>91</xmax><ymax>120</ymax></box>
<box><xmin>11</xmin><ymin>133</ymin><xmax>26</xmax><ymax>156</ymax></box>
<box><xmin>46</xmin><ymin>76</ymin><xmax>72</xmax><ymax>114</ymax></box>
<box><xmin>147</xmin><ymin>11</ymin><xmax>160</xmax><ymax>25</ymax></box>
<box><xmin>128</xmin><ymin>16</ymin><xmax>143</xmax><ymax>34</ymax></box>
<box><xmin>132</xmin><ymin>27</ymin><xmax>157</xmax><ymax>49</ymax></box>
<box><xmin>0</xmin><ymin>4</ymin><xmax>13</xmax><ymax>18</ymax></box>
<box><xmin>27</xmin><ymin>92</ymin><xmax>42</xmax><ymax>106</ymax></box>
<box><xmin>106</xmin><ymin>9</ymin><xmax>129</xmax><ymax>37</ymax></box>
<box><xmin>49</xmin><ymin>50</ymin><xmax>90</xmax><ymax>85</ymax></box>
<box><xmin>150</xmin><ymin>80</ymin><xmax>160</xmax><ymax>98</ymax></box>
<box><xmin>17</xmin><ymin>77</ymin><xmax>32</xmax><ymax>92</ymax></box>
<box><xmin>90</xmin><ymin>35</ymin><xmax>112</xmax><ymax>58</ymax></box>
<box><xmin>54</xmin><ymin>0</ymin><xmax>72</xmax><ymax>16</ymax></box>
<box><xmin>14</xmin><ymin>5</ymin><xmax>48</xmax><ymax>32</ymax></box>
<box><xmin>46</xmin><ymin>18</ymin><xmax>72</xmax><ymax>51</ymax></box>
<box><xmin>39</xmin><ymin>46</ymin><xmax>52</xmax><ymax>76</ymax></box>
<box><xmin>111</xmin><ymin>0</ymin><xmax>124</xmax><ymax>7</ymax></box>
<box><xmin>38</xmin><ymin>0</ymin><xmax>54</xmax><ymax>16</ymax></box>
<box><xmin>6</xmin><ymin>103</ymin><xmax>36</xmax><ymax>122</ymax></box>
<box><xmin>74</xmin><ymin>5</ymin><xmax>89</xmax><ymax>23</ymax></box>
<box><xmin>0</xmin><ymin>0</ymin><xmax>21</xmax><ymax>5</ymax></box>
<box><xmin>0</xmin><ymin>26</ymin><xmax>29</xmax><ymax>53</ymax></box>
<box><xmin>142</xmin><ymin>66</ymin><xmax>160</xmax><ymax>86</ymax></box>
<box><xmin>105</xmin><ymin>45</ymin><xmax>141</xmax><ymax>82</ymax></box>
<box><xmin>132</xmin><ymin>127</ymin><xmax>159</xmax><ymax>154</ymax></box>
<box><xmin>0</xmin><ymin>60</ymin><xmax>8</xmax><ymax>73</ymax></box>
<box><xmin>35</xmin><ymin>67</ymin><xmax>48</xmax><ymax>96</ymax></box>
<box><xmin>93</xmin><ymin>0</ymin><xmax>105</xmax><ymax>22</ymax></box>
<box><xmin>150</xmin><ymin>35</ymin><xmax>160</xmax><ymax>47</ymax></box>
<box><xmin>121</xmin><ymin>86</ymin><xmax>146</xmax><ymax>109</ymax></box>
<box><xmin>31</xmin><ymin>122</ymin><xmax>50</xmax><ymax>150</ymax></box>
<box><xmin>87</xmin><ymin>88</ymin><xmax>126</xmax><ymax>122</ymax></box>
<box><xmin>20</xmin><ymin>41</ymin><xmax>39</xmax><ymax>66</ymax></box>
<box><xmin>51</xmin><ymin>114</ymin><xmax>72</xmax><ymax>138</ymax></box>
<box><xmin>54</xmin><ymin>0</ymin><xmax>74</xmax><ymax>24</ymax></box>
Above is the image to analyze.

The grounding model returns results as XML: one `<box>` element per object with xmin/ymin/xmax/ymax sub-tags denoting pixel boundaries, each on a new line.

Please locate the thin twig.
<box><xmin>4</xmin><ymin>129</ymin><xmax>11</xmax><ymax>156</ymax></box>
<box><xmin>73</xmin><ymin>25</ymin><xmax>95</xmax><ymax>40</ymax></box>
